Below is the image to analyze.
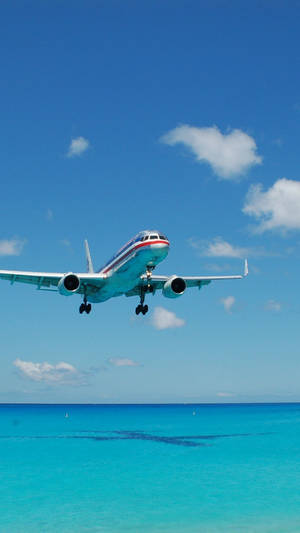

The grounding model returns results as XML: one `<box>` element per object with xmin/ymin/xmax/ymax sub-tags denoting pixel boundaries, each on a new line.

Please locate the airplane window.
<box><xmin>150</xmin><ymin>235</ymin><xmax>157</xmax><ymax>240</ymax></box>
<box><xmin>159</xmin><ymin>235</ymin><xmax>167</xmax><ymax>240</ymax></box>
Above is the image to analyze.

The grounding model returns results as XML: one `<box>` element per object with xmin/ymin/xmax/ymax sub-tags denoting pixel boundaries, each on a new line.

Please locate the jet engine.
<box><xmin>162</xmin><ymin>276</ymin><xmax>186</xmax><ymax>298</ymax></box>
<box><xmin>58</xmin><ymin>273</ymin><xmax>81</xmax><ymax>296</ymax></box>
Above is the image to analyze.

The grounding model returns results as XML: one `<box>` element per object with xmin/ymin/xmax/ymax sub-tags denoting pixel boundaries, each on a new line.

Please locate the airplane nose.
<box><xmin>151</xmin><ymin>241</ymin><xmax>169</xmax><ymax>256</ymax></box>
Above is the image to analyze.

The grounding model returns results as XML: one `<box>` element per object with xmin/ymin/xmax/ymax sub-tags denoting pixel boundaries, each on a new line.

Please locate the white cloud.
<box><xmin>160</xmin><ymin>125</ymin><xmax>262</xmax><ymax>179</ymax></box>
<box><xmin>152</xmin><ymin>306</ymin><xmax>185</xmax><ymax>330</ymax></box>
<box><xmin>0</xmin><ymin>239</ymin><xmax>26</xmax><ymax>256</ymax></box>
<box><xmin>217</xmin><ymin>392</ymin><xmax>236</xmax><ymax>398</ymax></box>
<box><xmin>203</xmin><ymin>263</ymin><xmax>233</xmax><ymax>273</ymax></box>
<box><xmin>190</xmin><ymin>237</ymin><xmax>249</xmax><ymax>258</ymax></box>
<box><xmin>243</xmin><ymin>178</ymin><xmax>300</xmax><ymax>233</ymax></box>
<box><xmin>14</xmin><ymin>358</ymin><xmax>83</xmax><ymax>384</ymax></box>
<box><xmin>108</xmin><ymin>358</ymin><xmax>141</xmax><ymax>367</ymax></box>
<box><xmin>189</xmin><ymin>237</ymin><xmax>270</xmax><ymax>259</ymax></box>
<box><xmin>220</xmin><ymin>296</ymin><xmax>235</xmax><ymax>313</ymax></box>
<box><xmin>66</xmin><ymin>136</ymin><xmax>90</xmax><ymax>158</ymax></box>
<box><xmin>265</xmin><ymin>300</ymin><xmax>281</xmax><ymax>312</ymax></box>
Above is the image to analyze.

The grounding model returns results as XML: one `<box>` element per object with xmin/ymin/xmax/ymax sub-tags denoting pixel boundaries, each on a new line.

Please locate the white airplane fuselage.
<box><xmin>89</xmin><ymin>231</ymin><xmax>170</xmax><ymax>303</ymax></box>
<box><xmin>0</xmin><ymin>229</ymin><xmax>247</xmax><ymax>316</ymax></box>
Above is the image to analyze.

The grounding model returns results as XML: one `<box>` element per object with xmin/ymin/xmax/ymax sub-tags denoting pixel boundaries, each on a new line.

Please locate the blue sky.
<box><xmin>1</xmin><ymin>1</ymin><xmax>300</xmax><ymax>403</ymax></box>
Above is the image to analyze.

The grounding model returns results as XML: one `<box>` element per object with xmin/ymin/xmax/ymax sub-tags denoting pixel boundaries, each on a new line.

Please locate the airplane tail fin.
<box><xmin>84</xmin><ymin>239</ymin><xmax>94</xmax><ymax>273</ymax></box>
<box><xmin>244</xmin><ymin>259</ymin><xmax>248</xmax><ymax>277</ymax></box>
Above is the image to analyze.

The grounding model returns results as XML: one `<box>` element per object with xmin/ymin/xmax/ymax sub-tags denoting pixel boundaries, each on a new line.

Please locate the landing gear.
<box><xmin>79</xmin><ymin>296</ymin><xmax>92</xmax><ymax>314</ymax></box>
<box><xmin>135</xmin><ymin>304</ymin><xmax>148</xmax><ymax>315</ymax></box>
<box><xmin>146</xmin><ymin>265</ymin><xmax>155</xmax><ymax>290</ymax></box>
<box><xmin>135</xmin><ymin>286</ymin><xmax>149</xmax><ymax>316</ymax></box>
<box><xmin>135</xmin><ymin>266</ymin><xmax>156</xmax><ymax>316</ymax></box>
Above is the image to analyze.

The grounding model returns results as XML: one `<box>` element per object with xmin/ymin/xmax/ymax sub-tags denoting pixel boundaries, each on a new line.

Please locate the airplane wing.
<box><xmin>125</xmin><ymin>260</ymin><xmax>248</xmax><ymax>297</ymax></box>
<box><xmin>0</xmin><ymin>270</ymin><xmax>105</xmax><ymax>295</ymax></box>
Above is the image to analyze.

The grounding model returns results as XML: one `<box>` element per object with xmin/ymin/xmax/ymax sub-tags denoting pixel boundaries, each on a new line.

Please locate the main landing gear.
<box><xmin>79</xmin><ymin>296</ymin><xmax>92</xmax><ymax>314</ymax></box>
<box><xmin>135</xmin><ymin>266</ymin><xmax>154</xmax><ymax>316</ymax></box>
<box><xmin>135</xmin><ymin>286</ymin><xmax>148</xmax><ymax>315</ymax></box>
<box><xmin>136</xmin><ymin>303</ymin><xmax>148</xmax><ymax>315</ymax></box>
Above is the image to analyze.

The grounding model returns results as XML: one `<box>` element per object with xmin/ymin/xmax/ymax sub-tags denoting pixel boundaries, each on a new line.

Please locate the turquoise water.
<box><xmin>1</xmin><ymin>403</ymin><xmax>300</xmax><ymax>532</ymax></box>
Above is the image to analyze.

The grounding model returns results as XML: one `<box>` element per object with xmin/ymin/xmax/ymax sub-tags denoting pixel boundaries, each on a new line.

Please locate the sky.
<box><xmin>1</xmin><ymin>0</ymin><xmax>300</xmax><ymax>403</ymax></box>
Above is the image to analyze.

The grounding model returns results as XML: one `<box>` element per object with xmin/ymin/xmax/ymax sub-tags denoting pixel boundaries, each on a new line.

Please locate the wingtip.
<box><xmin>84</xmin><ymin>239</ymin><xmax>94</xmax><ymax>273</ymax></box>
<box><xmin>244</xmin><ymin>259</ymin><xmax>249</xmax><ymax>277</ymax></box>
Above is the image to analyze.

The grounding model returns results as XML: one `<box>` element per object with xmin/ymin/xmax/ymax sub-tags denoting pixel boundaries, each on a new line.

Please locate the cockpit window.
<box><xmin>150</xmin><ymin>235</ymin><xmax>157</xmax><ymax>240</ymax></box>
<box><xmin>159</xmin><ymin>234</ymin><xmax>167</xmax><ymax>240</ymax></box>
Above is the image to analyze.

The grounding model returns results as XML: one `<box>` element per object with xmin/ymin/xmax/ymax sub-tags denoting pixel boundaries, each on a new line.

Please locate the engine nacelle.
<box><xmin>162</xmin><ymin>276</ymin><xmax>186</xmax><ymax>299</ymax></box>
<box><xmin>58</xmin><ymin>273</ymin><xmax>81</xmax><ymax>296</ymax></box>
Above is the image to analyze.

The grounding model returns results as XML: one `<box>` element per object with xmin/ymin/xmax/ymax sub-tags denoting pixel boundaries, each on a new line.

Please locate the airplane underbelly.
<box><xmin>89</xmin><ymin>243</ymin><xmax>168</xmax><ymax>303</ymax></box>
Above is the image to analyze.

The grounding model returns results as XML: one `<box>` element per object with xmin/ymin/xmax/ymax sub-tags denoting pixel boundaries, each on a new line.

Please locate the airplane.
<box><xmin>0</xmin><ymin>230</ymin><xmax>248</xmax><ymax>315</ymax></box>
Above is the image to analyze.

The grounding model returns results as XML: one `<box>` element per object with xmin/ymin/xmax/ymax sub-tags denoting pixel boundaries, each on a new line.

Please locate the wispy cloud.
<box><xmin>46</xmin><ymin>209</ymin><xmax>53</xmax><ymax>221</ymax></box>
<box><xmin>217</xmin><ymin>392</ymin><xmax>236</xmax><ymax>398</ymax></box>
<box><xmin>152</xmin><ymin>307</ymin><xmax>185</xmax><ymax>330</ymax></box>
<box><xmin>66</xmin><ymin>136</ymin><xmax>90</xmax><ymax>158</ymax></box>
<box><xmin>204</xmin><ymin>263</ymin><xmax>234</xmax><ymax>273</ymax></box>
<box><xmin>160</xmin><ymin>125</ymin><xmax>262</xmax><ymax>179</ymax></box>
<box><xmin>189</xmin><ymin>237</ymin><xmax>249</xmax><ymax>258</ymax></box>
<box><xmin>13</xmin><ymin>358</ymin><xmax>97</xmax><ymax>385</ymax></box>
<box><xmin>189</xmin><ymin>237</ymin><xmax>268</xmax><ymax>259</ymax></box>
<box><xmin>107</xmin><ymin>358</ymin><xmax>141</xmax><ymax>367</ymax></box>
<box><xmin>243</xmin><ymin>178</ymin><xmax>300</xmax><ymax>233</ymax></box>
<box><xmin>264</xmin><ymin>300</ymin><xmax>281</xmax><ymax>312</ymax></box>
<box><xmin>60</xmin><ymin>239</ymin><xmax>71</xmax><ymax>248</ymax></box>
<box><xmin>0</xmin><ymin>239</ymin><xmax>26</xmax><ymax>256</ymax></box>
<box><xmin>220</xmin><ymin>296</ymin><xmax>236</xmax><ymax>313</ymax></box>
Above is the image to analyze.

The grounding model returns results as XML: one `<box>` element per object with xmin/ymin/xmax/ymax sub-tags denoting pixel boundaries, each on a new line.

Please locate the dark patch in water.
<box><xmin>0</xmin><ymin>430</ymin><xmax>271</xmax><ymax>447</ymax></box>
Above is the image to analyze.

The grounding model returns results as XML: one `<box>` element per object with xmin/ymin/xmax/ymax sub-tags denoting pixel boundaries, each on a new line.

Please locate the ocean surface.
<box><xmin>0</xmin><ymin>403</ymin><xmax>300</xmax><ymax>533</ymax></box>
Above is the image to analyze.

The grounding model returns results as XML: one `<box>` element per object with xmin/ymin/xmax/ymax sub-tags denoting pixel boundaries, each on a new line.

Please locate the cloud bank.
<box><xmin>152</xmin><ymin>307</ymin><xmax>185</xmax><ymax>330</ymax></box>
<box><xmin>67</xmin><ymin>136</ymin><xmax>90</xmax><ymax>158</ymax></box>
<box><xmin>243</xmin><ymin>178</ymin><xmax>300</xmax><ymax>232</ymax></box>
<box><xmin>161</xmin><ymin>125</ymin><xmax>262</xmax><ymax>179</ymax></box>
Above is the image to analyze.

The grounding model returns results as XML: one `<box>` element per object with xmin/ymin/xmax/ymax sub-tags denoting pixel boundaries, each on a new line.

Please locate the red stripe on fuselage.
<box><xmin>102</xmin><ymin>240</ymin><xmax>169</xmax><ymax>274</ymax></box>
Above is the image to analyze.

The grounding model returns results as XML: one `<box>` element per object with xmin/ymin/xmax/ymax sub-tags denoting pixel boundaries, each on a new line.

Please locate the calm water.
<box><xmin>0</xmin><ymin>403</ymin><xmax>300</xmax><ymax>532</ymax></box>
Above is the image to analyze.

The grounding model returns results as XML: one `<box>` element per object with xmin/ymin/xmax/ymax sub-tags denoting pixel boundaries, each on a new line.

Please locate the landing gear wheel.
<box><xmin>79</xmin><ymin>300</ymin><xmax>92</xmax><ymax>314</ymax></box>
<box><xmin>136</xmin><ymin>285</ymin><xmax>150</xmax><ymax>316</ymax></box>
<box><xmin>136</xmin><ymin>304</ymin><xmax>148</xmax><ymax>316</ymax></box>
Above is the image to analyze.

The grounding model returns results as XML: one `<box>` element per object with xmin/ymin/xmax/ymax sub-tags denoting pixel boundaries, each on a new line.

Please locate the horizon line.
<box><xmin>0</xmin><ymin>401</ymin><xmax>299</xmax><ymax>406</ymax></box>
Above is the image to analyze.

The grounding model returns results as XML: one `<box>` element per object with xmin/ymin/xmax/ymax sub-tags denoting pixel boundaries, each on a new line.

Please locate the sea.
<box><xmin>0</xmin><ymin>403</ymin><xmax>300</xmax><ymax>533</ymax></box>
